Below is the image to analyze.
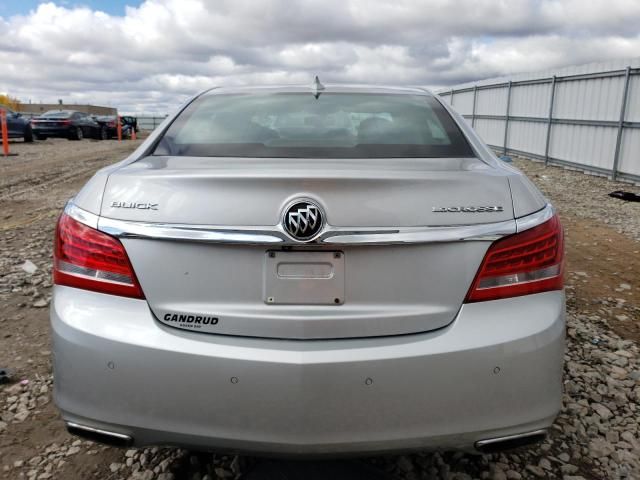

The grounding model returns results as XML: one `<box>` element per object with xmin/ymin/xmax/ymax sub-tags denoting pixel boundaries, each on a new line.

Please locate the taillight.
<box><xmin>465</xmin><ymin>214</ymin><xmax>564</xmax><ymax>302</ymax></box>
<box><xmin>53</xmin><ymin>213</ymin><xmax>145</xmax><ymax>299</ymax></box>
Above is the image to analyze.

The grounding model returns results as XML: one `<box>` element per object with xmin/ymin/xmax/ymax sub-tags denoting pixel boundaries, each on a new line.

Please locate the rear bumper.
<box><xmin>33</xmin><ymin>127</ymin><xmax>73</xmax><ymax>137</ymax></box>
<box><xmin>51</xmin><ymin>286</ymin><xmax>564</xmax><ymax>455</ymax></box>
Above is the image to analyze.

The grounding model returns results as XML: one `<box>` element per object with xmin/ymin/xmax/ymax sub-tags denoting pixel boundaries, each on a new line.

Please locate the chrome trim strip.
<box><xmin>515</xmin><ymin>204</ymin><xmax>555</xmax><ymax>232</ymax></box>
<box><xmin>475</xmin><ymin>429</ymin><xmax>547</xmax><ymax>449</ymax></box>
<box><xmin>317</xmin><ymin>222</ymin><xmax>515</xmax><ymax>244</ymax></box>
<box><xmin>97</xmin><ymin>215</ymin><xmax>516</xmax><ymax>245</ymax></box>
<box><xmin>99</xmin><ymin>216</ymin><xmax>287</xmax><ymax>244</ymax></box>
<box><xmin>64</xmin><ymin>201</ymin><xmax>100</xmax><ymax>230</ymax></box>
<box><xmin>64</xmin><ymin>202</ymin><xmax>555</xmax><ymax>246</ymax></box>
<box><xmin>66</xmin><ymin>421</ymin><xmax>132</xmax><ymax>442</ymax></box>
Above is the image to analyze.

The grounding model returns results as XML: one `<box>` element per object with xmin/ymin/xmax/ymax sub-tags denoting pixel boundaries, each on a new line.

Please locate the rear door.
<box><xmin>2</xmin><ymin>108</ymin><xmax>21</xmax><ymax>136</ymax></box>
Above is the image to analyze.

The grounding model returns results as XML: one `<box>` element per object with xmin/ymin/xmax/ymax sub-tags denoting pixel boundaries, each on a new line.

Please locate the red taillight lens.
<box><xmin>465</xmin><ymin>214</ymin><xmax>564</xmax><ymax>302</ymax></box>
<box><xmin>53</xmin><ymin>213</ymin><xmax>145</xmax><ymax>299</ymax></box>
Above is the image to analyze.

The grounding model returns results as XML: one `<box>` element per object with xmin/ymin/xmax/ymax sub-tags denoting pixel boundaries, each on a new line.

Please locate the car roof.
<box><xmin>203</xmin><ymin>83</ymin><xmax>434</xmax><ymax>97</ymax></box>
<box><xmin>41</xmin><ymin>109</ymin><xmax>77</xmax><ymax>114</ymax></box>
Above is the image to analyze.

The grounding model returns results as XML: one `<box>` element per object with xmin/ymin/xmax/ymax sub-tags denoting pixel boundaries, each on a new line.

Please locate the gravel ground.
<box><xmin>1</xmin><ymin>140</ymin><xmax>639</xmax><ymax>479</ymax></box>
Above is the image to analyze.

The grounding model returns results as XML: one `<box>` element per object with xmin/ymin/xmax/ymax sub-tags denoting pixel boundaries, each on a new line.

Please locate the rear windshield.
<box><xmin>154</xmin><ymin>93</ymin><xmax>474</xmax><ymax>158</ymax></box>
<box><xmin>41</xmin><ymin>111</ymin><xmax>71</xmax><ymax>118</ymax></box>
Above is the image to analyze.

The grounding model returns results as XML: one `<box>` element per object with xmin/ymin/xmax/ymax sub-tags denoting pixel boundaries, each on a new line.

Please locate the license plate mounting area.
<box><xmin>263</xmin><ymin>250</ymin><xmax>345</xmax><ymax>305</ymax></box>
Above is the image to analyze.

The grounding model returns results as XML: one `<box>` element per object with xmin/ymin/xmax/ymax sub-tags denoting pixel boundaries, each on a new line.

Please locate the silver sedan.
<box><xmin>51</xmin><ymin>82</ymin><xmax>565</xmax><ymax>455</ymax></box>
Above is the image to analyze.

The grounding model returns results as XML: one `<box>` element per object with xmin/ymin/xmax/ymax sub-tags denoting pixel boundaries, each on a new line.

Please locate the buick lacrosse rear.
<box><xmin>51</xmin><ymin>83</ymin><xmax>564</xmax><ymax>455</ymax></box>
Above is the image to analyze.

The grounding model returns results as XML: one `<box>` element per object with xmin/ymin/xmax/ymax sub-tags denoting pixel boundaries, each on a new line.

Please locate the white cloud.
<box><xmin>0</xmin><ymin>0</ymin><xmax>638</xmax><ymax>113</ymax></box>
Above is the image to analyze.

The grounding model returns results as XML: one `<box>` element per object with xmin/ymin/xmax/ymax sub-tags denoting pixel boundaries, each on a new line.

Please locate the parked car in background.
<box><xmin>52</xmin><ymin>84</ymin><xmax>565</xmax><ymax>455</ymax></box>
<box><xmin>31</xmin><ymin>110</ymin><xmax>105</xmax><ymax>140</ymax></box>
<box><xmin>92</xmin><ymin>115</ymin><xmax>139</xmax><ymax>139</ymax></box>
<box><xmin>0</xmin><ymin>106</ymin><xmax>34</xmax><ymax>142</ymax></box>
<box><xmin>120</xmin><ymin>115</ymin><xmax>138</xmax><ymax>136</ymax></box>
<box><xmin>92</xmin><ymin>115</ymin><xmax>118</xmax><ymax>139</ymax></box>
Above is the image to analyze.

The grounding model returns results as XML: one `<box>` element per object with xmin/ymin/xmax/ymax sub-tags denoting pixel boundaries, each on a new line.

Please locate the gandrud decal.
<box><xmin>163</xmin><ymin>313</ymin><xmax>219</xmax><ymax>325</ymax></box>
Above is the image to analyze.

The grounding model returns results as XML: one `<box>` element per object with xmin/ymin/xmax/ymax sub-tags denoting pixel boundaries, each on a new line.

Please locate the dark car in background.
<box><xmin>92</xmin><ymin>115</ymin><xmax>118</xmax><ymax>139</ymax></box>
<box><xmin>121</xmin><ymin>115</ymin><xmax>138</xmax><ymax>135</ymax></box>
<box><xmin>31</xmin><ymin>110</ymin><xmax>105</xmax><ymax>140</ymax></box>
<box><xmin>92</xmin><ymin>115</ymin><xmax>138</xmax><ymax>139</ymax></box>
<box><xmin>0</xmin><ymin>107</ymin><xmax>34</xmax><ymax>142</ymax></box>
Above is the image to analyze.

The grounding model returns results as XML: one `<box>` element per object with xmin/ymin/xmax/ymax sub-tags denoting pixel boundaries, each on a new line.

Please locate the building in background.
<box><xmin>17</xmin><ymin>103</ymin><xmax>117</xmax><ymax>116</ymax></box>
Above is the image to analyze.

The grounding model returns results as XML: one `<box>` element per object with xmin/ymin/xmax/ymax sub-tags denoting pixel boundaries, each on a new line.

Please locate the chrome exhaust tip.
<box><xmin>66</xmin><ymin>421</ymin><xmax>133</xmax><ymax>448</ymax></box>
<box><xmin>475</xmin><ymin>429</ymin><xmax>547</xmax><ymax>454</ymax></box>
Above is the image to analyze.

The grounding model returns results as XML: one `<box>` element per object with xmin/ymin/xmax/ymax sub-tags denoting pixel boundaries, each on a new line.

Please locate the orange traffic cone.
<box><xmin>1</xmin><ymin>109</ymin><xmax>9</xmax><ymax>157</ymax></box>
<box><xmin>116</xmin><ymin>115</ymin><xmax>122</xmax><ymax>142</ymax></box>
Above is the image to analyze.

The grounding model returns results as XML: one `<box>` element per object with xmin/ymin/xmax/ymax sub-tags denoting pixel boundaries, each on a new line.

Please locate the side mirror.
<box><xmin>15</xmin><ymin>112</ymin><xmax>22</xmax><ymax>118</ymax></box>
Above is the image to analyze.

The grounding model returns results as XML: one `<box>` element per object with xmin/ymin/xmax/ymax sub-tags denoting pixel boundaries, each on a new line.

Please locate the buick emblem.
<box><xmin>282</xmin><ymin>200</ymin><xmax>324</xmax><ymax>241</ymax></box>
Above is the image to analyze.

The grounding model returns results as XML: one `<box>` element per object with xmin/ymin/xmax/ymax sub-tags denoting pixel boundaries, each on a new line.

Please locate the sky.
<box><xmin>0</xmin><ymin>0</ymin><xmax>639</xmax><ymax>114</ymax></box>
<box><xmin>0</xmin><ymin>0</ymin><xmax>140</xmax><ymax>17</ymax></box>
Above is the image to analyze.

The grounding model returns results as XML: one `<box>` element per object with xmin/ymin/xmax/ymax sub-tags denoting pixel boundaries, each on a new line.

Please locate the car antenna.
<box><xmin>311</xmin><ymin>75</ymin><xmax>325</xmax><ymax>99</ymax></box>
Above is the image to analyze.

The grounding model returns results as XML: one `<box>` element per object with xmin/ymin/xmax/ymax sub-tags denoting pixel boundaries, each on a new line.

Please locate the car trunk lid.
<box><xmin>100</xmin><ymin>156</ymin><xmax>515</xmax><ymax>339</ymax></box>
